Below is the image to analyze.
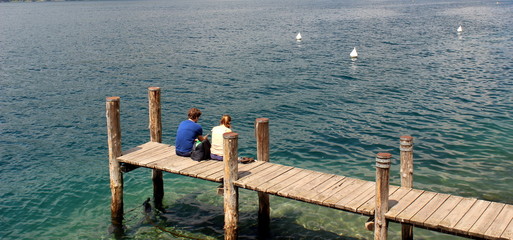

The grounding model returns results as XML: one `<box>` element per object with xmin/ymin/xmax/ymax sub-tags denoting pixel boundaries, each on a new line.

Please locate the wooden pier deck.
<box><xmin>118</xmin><ymin>141</ymin><xmax>513</xmax><ymax>240</ymax></box>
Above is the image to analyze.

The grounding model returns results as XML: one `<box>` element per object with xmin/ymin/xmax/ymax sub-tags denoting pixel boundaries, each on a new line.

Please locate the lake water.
<box><xmin>1</xmin><ymin>0</ymin><xmax>512</xmax><ymax>239</ymax></box>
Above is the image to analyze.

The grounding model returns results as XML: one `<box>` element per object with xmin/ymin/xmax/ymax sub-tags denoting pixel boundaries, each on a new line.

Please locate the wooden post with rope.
<box><xmin>255</xmin><ymin>118</ymin><xmax>270</xmax><ymax>235</ymax></box>
<box><xmin>106</xmin><ymin>96</ymin><xmax>123</xmax><ymax>235</ymax></box>
<box><xmin>148</xmin><ymin>87</ymin><xmax>164</xmax><ymax>210</ymax></box>
<box><xmin>374</xmin><ymin>152</ymin><xmax>391</xmax><ymax>240</ymax></box>
<box><xmin>400</xmin><ymin>136</ymin><xmax>414</xmax><ymax>240</ymax></box>
<box><xmin>223</xmin><ymin>132</ymin><xmax>239</xmax><ymax>240</ymax></box>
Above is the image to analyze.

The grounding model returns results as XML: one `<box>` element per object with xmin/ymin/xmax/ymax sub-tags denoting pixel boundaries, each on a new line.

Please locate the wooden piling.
<box><xmin>400</xmin><ymin>136</ymin><xmax>414</xmax><ymax>240</ymax></box>
<box><xmin>148</xmin><ymin>87</ymin><xmax>163</xmax><ymax>210</ymax></box>
<box><xmin>223</xmin><ymin>132</ymin><xmax>239</xmax><ymax>240</ymax></box>
<box><xmin>255</xmin><ymin>118</ymin><xmax>270</xmax><ymax>234</ymax></box>
<box><xmin>375</xmin><ymin>152</ymin><xmax>391</xmax><ymax>240</ymax></box>
<box><xmin>255</xmin><ymin>118</ymin><xmax>269</xmax><ymax>162</ymax></box>
<box><xmin>106</xmin><ymin>96</ymin><xmax>123</xmax><ymax>229</ymax></box>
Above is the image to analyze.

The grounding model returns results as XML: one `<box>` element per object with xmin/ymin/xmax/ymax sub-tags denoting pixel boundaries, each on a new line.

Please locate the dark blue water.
<box><xmin>1</xmin><ymin>0</ymin><xmax>512</xmax><ymax>239</ymax></box>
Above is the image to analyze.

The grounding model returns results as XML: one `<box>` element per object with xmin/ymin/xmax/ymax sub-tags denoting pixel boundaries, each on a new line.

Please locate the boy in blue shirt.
<box><xmin>175</xmin><ymin>108</ymin><xmax>208</xmax><ymax>157</ymax></box>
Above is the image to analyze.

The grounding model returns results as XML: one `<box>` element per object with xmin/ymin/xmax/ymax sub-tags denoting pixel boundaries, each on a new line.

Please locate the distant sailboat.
<box><xmin>457</xmin><ymin>25</ymin><xmax>463</xmax><ymax>33</ymax></box>
<box><xmin>350</xmin><ymin>47</ymin><xmax>358</xmax><ymax>58</ymax></box>
<box><xmin>296</xmin><ymin>32</ymin><xmax>302</xmax><ymax>41</ymax></box>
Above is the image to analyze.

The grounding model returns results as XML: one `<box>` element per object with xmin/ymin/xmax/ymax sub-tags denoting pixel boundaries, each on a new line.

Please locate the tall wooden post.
<box><xmin>106</xmin><ymin>96</ymin><xmax>123</xmax><ymax>235</ymax></box>
<box><xmin>255</xmin><ymin>118</ymin><xmax>270</xmax><ymax>235</ymax></box>
<box><xmin>223</xmin><ymin>132</ymin><xmax>239</xmax><ymax>240</ymax></box>
<box><xmin>148</xmin><ymin>87</ymin><xmax>164</xmax><ymax>210</ymax></box>
<box><xmin>375</xmin><ymin>152</ymin><xmax>391</xmax><ymax>240</ymax></box>
<box><xmin>400</xmin><ymin>136</ymin><xmax>414</xmax><ymax>240</ymax></box>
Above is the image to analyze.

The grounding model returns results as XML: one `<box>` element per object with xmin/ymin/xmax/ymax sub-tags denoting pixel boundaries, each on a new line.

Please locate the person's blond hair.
<box><xmin>220</xmin><ymin>115</ymin><xmax>231</xmax><ymax>128</ymax></box>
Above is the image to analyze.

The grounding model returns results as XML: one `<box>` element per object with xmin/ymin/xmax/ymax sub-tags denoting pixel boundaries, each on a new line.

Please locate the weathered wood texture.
<box><xmin>223</xmin><ymin>132</ymin><xmax>239</xmax><ymax>240</ymax></box>
<box><xmin>400</xmin><ymin>136</ymin><xmax>414</xmax><ymax>240</ymax></box>
<box><xmin>106</xmin><ymin>97</ymin><xmax>123</xmax><ymax>227</ymax></box>
<box><xmin>148</xmin><ymin>87</ymin><xmax>163</xmax><ymax>209</ymax></box>
<box><xmin>255</xmin><ymin>118</ymin><xmax>270</xmax><ymax>233</ymax></box>
<box><xmin>375</xmin><ymin>153</ymin><xmax>391</xmax><ymax>240</ymax></box>
<box><xmin>117</xmin><ymin>141</ymin><xmax>513</xmax><ymax>240</ymax></box>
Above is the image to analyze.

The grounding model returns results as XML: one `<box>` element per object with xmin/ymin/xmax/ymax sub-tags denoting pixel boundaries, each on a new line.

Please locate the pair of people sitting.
<box><xmin>174</xmin><ymin>108</ymin><xmax>231</xmax><ymax>160</ymax></box>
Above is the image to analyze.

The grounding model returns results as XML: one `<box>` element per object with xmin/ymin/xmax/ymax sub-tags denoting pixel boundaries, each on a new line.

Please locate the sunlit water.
<box><xmin>1</xmin><ymin>0</ymin><xmax>512</xmax><ymax>239</ymax></box>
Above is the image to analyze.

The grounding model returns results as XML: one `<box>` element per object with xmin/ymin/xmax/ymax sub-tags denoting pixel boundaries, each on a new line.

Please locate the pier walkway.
<box><xmin>106</xmin><ymin>88</ymin><xmax>513</xmax><ymax>240</ymax></box>
<box><xmin>118</xmin><ymin>141</ymin><xmax>513</xmax><ymax>240</ymax></box>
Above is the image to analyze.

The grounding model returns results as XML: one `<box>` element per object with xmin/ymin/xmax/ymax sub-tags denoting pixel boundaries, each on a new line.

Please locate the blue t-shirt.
<box><xmin>175</xmin><ymin>120</ymin><xmax>203</xmax><ymax>153</ymax></box>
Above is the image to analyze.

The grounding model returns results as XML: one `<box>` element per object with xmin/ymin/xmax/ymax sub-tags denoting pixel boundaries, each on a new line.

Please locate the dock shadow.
<box><xmin>128</xmin><ymin>193</ymin><xmax>367</xmax><ymax>240</ymax></box>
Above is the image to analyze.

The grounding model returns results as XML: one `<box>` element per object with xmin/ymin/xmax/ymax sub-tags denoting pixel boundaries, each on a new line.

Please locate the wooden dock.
<box><xmin>106</xmin><ymin>87</ymin><xmax>513</xmax><ymax>240</ymax></box>
<box><xmin>118</xmin><ymin>141</ymin><xmax>513</xmax><ymax>240</ymax></box>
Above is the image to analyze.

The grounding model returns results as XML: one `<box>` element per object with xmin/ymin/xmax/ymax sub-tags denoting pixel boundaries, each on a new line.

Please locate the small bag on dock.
<box><xmin>190</xmin><ymin>138</ymin><xmax>211</xmax><ymax>161</ymax></box>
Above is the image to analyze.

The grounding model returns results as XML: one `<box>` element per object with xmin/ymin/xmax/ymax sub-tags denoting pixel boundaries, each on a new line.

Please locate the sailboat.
<box><xmin>350</xmin><ymin>47</ymin><xmax>358</xmax><ymax>58</ymax></box>
<box><xmin>457</xmin><ymin>25</ymin><xmax>463</xmax><ymax>33</ymax></box>
<box><xmin>296</xmin><ymin>32</ymin><xmax>302</xmax><ymax>41</ymax></box>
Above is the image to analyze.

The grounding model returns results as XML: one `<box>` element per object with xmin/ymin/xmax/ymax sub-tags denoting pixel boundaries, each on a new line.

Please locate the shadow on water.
<box><xmin>117</xmin><ymin>194</ymin><xmax>365</xmax><ymax>240</ymax></box>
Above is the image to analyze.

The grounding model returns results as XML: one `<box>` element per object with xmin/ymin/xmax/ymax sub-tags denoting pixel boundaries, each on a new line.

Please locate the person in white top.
<box><xmin>210</xmin><ymin>115</ymin><xmax>232</xmax><ymax>160</ymax></box>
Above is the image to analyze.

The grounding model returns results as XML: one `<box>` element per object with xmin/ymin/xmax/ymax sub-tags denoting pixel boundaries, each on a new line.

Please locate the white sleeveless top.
<box><xmin>211</xmin><ymin>125</ymin><xmax>232</xmax><ymax>156</ymax></box>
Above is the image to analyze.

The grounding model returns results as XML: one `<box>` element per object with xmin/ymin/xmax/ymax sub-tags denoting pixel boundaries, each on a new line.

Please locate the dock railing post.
<box><xmin>106</xmin><ymin>96</ymin><xmax>123</xmax><ymax>235</ymax></box>
<box><xmin>148</xmin><ymin>87</ymin><xmax>163</xmax><ymax>210</ymax></box>
<box><xmin>375</xmin><ymin>152</ymin><xmax>391</xmax><ymax>240</ymax></box>
<box><xmin>400</xmin><ymin>136</ymin><xmax>414</xmax><ymax>240</ymax></box>
<box><xmin>223</xmin><ymin>132</ymin><xmax>239</xmax><ymax>240</ymax></box>
<box><xmin>255</xmin><ymin>118</ymin><xmax>270</xmax><ymax>234</ymax></box>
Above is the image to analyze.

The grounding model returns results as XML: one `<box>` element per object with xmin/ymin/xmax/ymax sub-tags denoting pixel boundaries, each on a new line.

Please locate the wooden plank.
<box><xmin>410</xmin><ymin>193</ymin><xmax>451</xmax><ymax>226</ymax></box>
<box><xmin>282</xmin><ymin>173</ymin><xmax>336</xmax><ymax>200</ymax></box>
<box><xmin>207</xmin><ymin>161</ymin><xmax>266</xmax><ymax>182</ymax></box>
<box><xmin>240</xmin><ymin>166</ymin><xmax>294</xmax><ymax>191</ymax></box>
<box><xmin>386</xmin><ymin>189</ymin><xmax>425</xmax><ymax>221</ymax></box>
<box><xmin>256</xmin><ymin>167</ymin><xmax>306</xmax><ymax>192</ymax></box>
<box><xmin>236</xmin><ymin>164</ymin><xmax>287</xmax><ymax>188</ymax></box>
<box><xmin>137</xmin><ymin>149</ymin><xmax>175</xmax><ymax>166</ymax></box>
<box><xmin>395</xmin><ymin>191</ymin><xmax>437</xmax><ymax>224</ymax></box>
<box><xmin>485</xmin><ymin>205</ymin><xmax>513</xmax><ymax>239</ymax></box>
<box><xmin>501</xmin><ymin>216</ymin><xmax>513</xmax><ymax>240</ymax></box>
<box><xmin>309</xmin><ymin>177</ymin><xmax>357</xmax><ymax>205</ymax></box>
<box><xmin>159</xmin><ymin>157</ymin><xmax>202</xmax><ymax>174</ymax></box>
<box><xmin>237</xmin><ymin>161</ymin><xmax>269</xmax><ymax>179</ymax></box>
<box><xmin>120</xmin><ymin>142</ymin><xmax>162</xmax><ymax>156</ymax></box>
<box><xmin>295</xmin><ymin>175</ymin><xmax>346</xmax><ymax>203</ymax></box>
<box><xmin>119</xmin><ymin>143</ymin><xmax>168</xmax><ymax>161</ymax></box>
<box><xmin>343</xmin><ymin>182</ymin><xmax>377</xmax><ymax>213</ymax></box>
<box><xmin>423</xmin><ymin>195</ymin><xmax>464</xmax><ymax>229</ymax></box>
<box><xmin>437</xmin><ymin>197</ymin><xmax>477</xmax><ymax>232</ymax></box>
<box><xmin>328</xmin><ymin>181</ymin><xmax>373</xmax><ymax>209</ymax></box>
<box><xmin>357</xmin><ymin>185</ymin><xmax>400</xmax><ymax>216</ymax></box>
<box><xmin>120</xmin><ymin>146</ymin><xmax>171</xmax><ymax>165</ymax></box>
<box><xmin>195</xmin><ymin>161</ymin><xmax>225</xmax><ymax>180</ymax></box>
<box><xmin>387</xmin><ymin>187</ymin><xmax>413</xmax><ymax>209</ymax></box>
<box><xmin>468</xmin><ymin>202</ymin><xmax>505</xmax><ymax>238</ymax></box>
<box><xmin>180</xmin><ymin>160</ymin><xmax>221</xmax><ymax>177</ymax></box>
<box><xmin>268</xmin><ymin>169</ymin><xmax>315</xmax><ymax>196</ymax></box>
<box><xmin>277</xmin><ymin>171</ymin><xmax>327</xmax><ymax>198</ymax></box>
<box><xmin>452</xmin><ymin>200</ymin><xmax>491</xmax><ymax>235</ymax></box>
<box><xmin>146</xmin><ymin>157</ymin><xmax>190</xmax><ymax>173</ymax></box>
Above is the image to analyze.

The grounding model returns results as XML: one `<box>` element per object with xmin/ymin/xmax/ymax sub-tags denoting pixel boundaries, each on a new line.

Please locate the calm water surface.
<box><xmin>1</xmin><ymin>0</ymin><xmax>512</xmax><ymax>239</ymax></box>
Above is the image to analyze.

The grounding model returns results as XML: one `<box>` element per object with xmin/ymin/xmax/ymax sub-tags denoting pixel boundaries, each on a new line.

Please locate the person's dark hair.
<box><xmin>220</xmin><ymin>115</ymin><xmax>231</xmax><ymax>128</ymax></box>
<box><xmin>188</xmin><ymin>108</ymin><xmax>202</xmax><ymax>120</ymax></box>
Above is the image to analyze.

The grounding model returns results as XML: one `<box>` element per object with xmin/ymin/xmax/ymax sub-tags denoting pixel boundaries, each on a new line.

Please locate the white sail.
<box><xmin>296</xmin><ymin>32</ymin><xmax>302</xmax><ymax>41</ymax></box>
<box><xmin>350</xmin><ymin>47</ymin><xmax>358</xmax><ymax>58</ymax></box>
<box><xmin>457</xmin><ymin>25</ymin><xmax>463</xmax><ymax>32</ymax></box>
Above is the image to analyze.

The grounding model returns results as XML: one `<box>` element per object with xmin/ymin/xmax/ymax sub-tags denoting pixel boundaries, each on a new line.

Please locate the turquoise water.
<box><xmin>1</xmin><ymin>0</ymin><xmax>512</xmax><ymax>239</ymax></box>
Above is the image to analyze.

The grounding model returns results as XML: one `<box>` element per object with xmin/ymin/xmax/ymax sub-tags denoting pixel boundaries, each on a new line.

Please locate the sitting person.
<box><xmin>210</xmin><ymin>115</ymin><xmax>232</xmax><ymax>160</ymax></box>
<box><xmin>175</xmin><ymin>108</ymin><xmax>207</xmax><ymax>157</ymax></box>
